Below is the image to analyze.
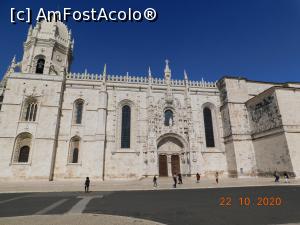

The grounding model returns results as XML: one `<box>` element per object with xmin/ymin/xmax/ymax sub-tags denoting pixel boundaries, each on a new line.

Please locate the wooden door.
<box><xmin>159</xmin><ymin>155</ymin><xmax>168</xmax><ymax>176</ymax></box>
<box><xmin>171</xmin><ymin>155</ymin><xmax>180</xmax><ymax>175</ymax></box>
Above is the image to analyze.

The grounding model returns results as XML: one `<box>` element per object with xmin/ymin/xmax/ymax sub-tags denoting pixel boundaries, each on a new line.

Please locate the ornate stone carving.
<box><xmin>248</xmin><ymin>94</ymin><xmax>282</xmax><ymax>134</ymax></box>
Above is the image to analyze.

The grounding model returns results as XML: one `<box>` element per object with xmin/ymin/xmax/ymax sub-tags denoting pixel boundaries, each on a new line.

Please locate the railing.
<box><xmin>66</xmin><ymin>72</ymin><xmax>217</xmax><ymax>88</ymax></box>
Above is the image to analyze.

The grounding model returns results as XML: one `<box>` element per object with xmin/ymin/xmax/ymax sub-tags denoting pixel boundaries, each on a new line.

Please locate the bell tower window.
<box><xmin>36</xmin><ymin>58</ymin><xmax>45</xmax><ymax>74</ymax></box>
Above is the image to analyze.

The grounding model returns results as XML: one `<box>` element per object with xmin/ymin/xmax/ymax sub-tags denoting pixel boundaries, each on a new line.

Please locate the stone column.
<box><xmin>167</xmin><ymin>154</ymin><xmax>172</xmax><ymax>176</ymax></box>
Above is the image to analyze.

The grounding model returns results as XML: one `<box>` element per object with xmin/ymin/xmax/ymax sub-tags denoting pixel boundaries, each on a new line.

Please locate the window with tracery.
<box><xmin>22</xmin><ymin>97</ymin><xmax>38</xmax><ymax>122</ymax></box>
<box><xmin>73</xmin><ymin>99</ymin><xmax>84</xmax><ymax>124</ymax></box>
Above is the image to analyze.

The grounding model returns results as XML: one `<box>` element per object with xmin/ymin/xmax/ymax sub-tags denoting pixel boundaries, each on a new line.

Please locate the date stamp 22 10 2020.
<box><xmin>219</xmin><ymin>196</ymin><xmax>283</xmax><ymax>207</ymax></box>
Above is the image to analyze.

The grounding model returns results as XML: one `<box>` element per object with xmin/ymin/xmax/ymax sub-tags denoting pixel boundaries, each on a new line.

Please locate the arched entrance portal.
<box><xmin>157</xmin><ymin>136</ymin><xmax>184</xmax><ymax>177</ymax></box>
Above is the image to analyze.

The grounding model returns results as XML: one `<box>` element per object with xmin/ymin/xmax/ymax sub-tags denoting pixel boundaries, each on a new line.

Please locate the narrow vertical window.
<box><xmin>73</xmin><ymin>99</ymin><xmax>84</xmax><ymax>124</ymax></box>
<box><xmin>203</xmin><ymin>107</ymin><xmax>215</xmax><ymax>147</ymax></box>
<box><xmin>121</xmin><ymin>105</ymin><xmax>131</xmax><ymax>148</ymax></box>
<box><xmin>72</xmin><ymin>148</ymin><xmax>79</xmax><ymax>163</ymax></box>
<box><xmin>36</xmin><ymin>58</ymin><xmax>45</xmax><ymax>74</ymax></box>
<box><xmin>164</xmin><ymin>110</ymin><xmax>173</xmax><ymax>126</ymax></box>
<box><xmin>69</xmin><ymin>136</ymin><xmax>80</xmax><ymax>163</ymax></box>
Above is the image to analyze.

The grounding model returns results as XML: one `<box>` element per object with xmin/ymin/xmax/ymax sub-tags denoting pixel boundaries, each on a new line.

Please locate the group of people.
<box><xmin>153</xmin><ymin>171</ymin><xmax>220</xmax><ymax>188</ymax></box>
<box><xmin>85</xmin><ymin>170</ymin><xmax>290</xmax><ymax>192</ymax></box>
<box><xmin>153</xmin><ymin>173</ymin><xmax>183</xmax><ymax>188</ymax></box>
<box><xmin>274</xmin><ymin>171</ymin><xmax>290</xmax><ymax>183</ymax></box>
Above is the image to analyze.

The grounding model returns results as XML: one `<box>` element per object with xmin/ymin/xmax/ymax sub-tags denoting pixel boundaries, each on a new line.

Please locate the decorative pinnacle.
<box><xmin>103</xmin><ymin>64</ymin><xmax>107</xmax><ymax>76</ymax></box>
<box><xmin>184</xmin><ymin>70</ymin><xmax>188</xmax><ymax>81</ymax></box>
<box><xmin>27</xmin><ymin>25</ymin><xmax>32</xmax><ymax>36</ymax></box>
<box><xmin>164</xmin><ymin>59</ymin><xmax>171</xmax><ymax>80</ymax></box>
<box><xmin>148</xmin><ymin>66</ymin><xmax>152</xmax><ymax>78</ymax></box>
<box><xmin>11</xmin><ymin>55</ymin><xmax>16</xmax><ymax>64</ymax></box>
<box><xmin>164</xmin><ymin>59</ymin><xmax>171</xmax><ymax>73</ymax></box>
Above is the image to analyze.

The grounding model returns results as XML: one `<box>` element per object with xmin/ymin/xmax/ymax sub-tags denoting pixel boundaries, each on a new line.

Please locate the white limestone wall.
<box><xmin>0</xmin><ymin>73</ymin><xmax>63</xmax><ymax>179</ymax></box>
<box><xmin>285</xmin><ymin>133</ymin><xmax>300</xmax><ymax>177</ymax></box>
<box><xmin>275</xmin><ymin>89</ymin><xmax>300</xmax><ymax>177</ymax></box>
<box><xmin>252</xmin><ymin>132</ymin><xmax>293</xmax><ymax>175</ymax></box>
<box><xmin>202</xmin><ymin>152</ymin><xmax>227</xmax><ymax>176</ymax></box>
<box><xmin>190</xmin><ymin>91</ymin><xmax>227</xmax><ymax>174</ymax></box>
<box><xmin>103</xmin><ymin>87</ymin><xmax>147</xmax><ymax>179</ymax></box>
<box><xmin>224</xmin><ymin>141</ymin><xmax>237</xmax><ymax>176</ymax></box>
<box><xmin>54</xmin><ymin>81</ymin><xmax>105</xmax><ymax>179</ymax></box>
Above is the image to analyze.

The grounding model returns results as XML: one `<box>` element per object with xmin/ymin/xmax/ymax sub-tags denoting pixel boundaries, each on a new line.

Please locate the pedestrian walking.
<box><xmin>85</xmin><ymin>177</ymin><xmax>90</xmax><ymax>193</ymax></box>
<box><xmin>196</xmin><ymin>173</ymin><xmax>200</xmax><ymax>183</ymax></box>
<box><xmin>274</xmin><ymin>171</ymin><xmax>280</xmax><ymax>182</ymax></box>
<box><xmin>284</xmin><ymin>172</ymin><xmax>289</xmax><ymax>183</ymax></box>
<box><xmin>178</xmin><ymin>173</ymin><xmax>183</xmax><ymax>184</ymax></box>
<box><xmin>153</xmin><ymin>175</ymin><xmax>158</xmax><ymax>187</ymax></box>
<box><xmin>215</xmin><ymin>172</ymin><xmax>219</xmax><ymax>184</ymax></box>
<box><xmin>173</xmin><ymin>173</ymin><xmax>177</xmax><ymax>188</ymax></box>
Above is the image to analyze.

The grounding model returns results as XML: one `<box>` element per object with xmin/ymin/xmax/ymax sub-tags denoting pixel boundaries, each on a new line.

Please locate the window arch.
<box><xmin>203</xmin><ymin>107</ymin><xmax>215</xmax><ymax>147</ymax></box>
<box><xmin>13</xmin><ymin>132</ymin><xmax>32</xmax><ymax>163</ymax></box>
<box><xmin>164</xmin><ymin>109</ymin><xmax>174</xmax><ymax>126</ymax></box>
<box><xmin>121</xmin><ymin>105</ymin><xmax>131</xmax><ymax>148</ymax></box>
<box><xmin>69</xmin><ymin>136</ymin><xmax>80</xmax><ymax>163</ymax></box>
<box><xmin>22</xmin><ymin>97</ymin><xmax>38</xmax><ymax>122</ymax></box>
<box><xmin>73</xmin><ymin>99</ymin><xmax>84</xmax><ymax>124</ymax></box>
<box><xmin>36</xmin><ymin>58</ymin><xmax>45</xmax><ymax>74</ymax></box>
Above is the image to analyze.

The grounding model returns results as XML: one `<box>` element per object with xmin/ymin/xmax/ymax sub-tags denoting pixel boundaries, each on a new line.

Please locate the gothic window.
<box><xmin>0</xmin><ymin>95</ymin><xmax>3</xmax><ymax>111</ymax></box>
<box><xmin>22</xmin><ymin>97</ymin><xmax>38</xmax><ymax>122</ymax></box>
<box><xmin>12</xmin><ymin>132</ymin><xmax>32</xmax><ymax>163</ymax></box>
<box><xmin>35</xmin><ymin>58</ymin><xmax>45</xmax><ymax>74</ymax></box>
<box><xmin>121</xmin><ymin>105</ymin><xmax>131</xmax><ymax>148</ymax></box>
<box><xmin>164</xmin><ymin>110</ymin><xmax>173</xmax><ymax>126</ymax></box>
<box><xmin>73</xmin><ymin>99</ymin><xmax>84</xmax><ymax>124</ymax></box>
<box><xmin>69</xmin><ymin>136</ymin><xmax>80</xmax><ymax>163</ymax></box>
<box><xmin>203</xmin><ymin>107</ymin><xmax>215</xmax><ymax>147</ymax></box>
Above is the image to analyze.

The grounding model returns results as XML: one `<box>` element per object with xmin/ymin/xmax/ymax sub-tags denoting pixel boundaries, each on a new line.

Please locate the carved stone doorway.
<box><xmin>159</xmin><ymin>155</ymin><xmax>168</xmax><ymax>176</ymax></box>
<box><xmin>157</xmin><ymin>135</ymin><xmax>184</xmax><ymax>177</ymax></box>
<box><xmin>171</xmin><ymin>155</ymin><xmax>180</xmax><ymax>175</ymax></box>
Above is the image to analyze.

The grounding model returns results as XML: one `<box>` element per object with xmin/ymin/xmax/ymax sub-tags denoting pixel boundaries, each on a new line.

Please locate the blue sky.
<box><xmin>1</xmin><ymin>0</ymin><xmax>300</xmax><ymax>82</ymax></box>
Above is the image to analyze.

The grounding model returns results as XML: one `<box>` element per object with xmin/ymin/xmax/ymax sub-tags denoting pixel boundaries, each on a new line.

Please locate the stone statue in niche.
<box><xmin>169</xmin><ymin>117</ymin><xmax>173</xmax><ymax>126</ymax></box>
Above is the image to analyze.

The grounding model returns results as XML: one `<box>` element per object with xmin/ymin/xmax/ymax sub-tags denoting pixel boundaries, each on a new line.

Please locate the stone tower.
<box><xmin>21</xmin><ymin>19</ymin><xmax>73</xmax><ymax>75</ymax></box>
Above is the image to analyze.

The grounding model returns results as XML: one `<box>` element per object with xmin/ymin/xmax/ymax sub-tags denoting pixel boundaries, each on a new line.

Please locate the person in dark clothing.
<box><xmin>284</xmin><ymin>172</ymin><xmax>289</xmax><ymax>183</ymax></box>
<box><xmin>153</xmin><ymin>175</ymin><xmax>158</xmax><ymax>187</ymax></box>
<box><xmin>178</xmin><ymin>173</ymin><xmax>183</xmax><ymax>184</ymax></box>
<box><xmin>196</xmin><ymin>173</ymin><xmax>200</xmax><ymax>183</ymax></box>
<box><xmin>215</xmin><ymin>172</ymin><xmax>219</xmax><ymax>184</ymax></box>
<box><xmin>85</xmin><ymin>177</ymin><xmax>90</xmax><ymax>193</ymax></box>
<box><xmin>173</xmin><ymin>173</ymin><xmax>177</xmax><ymax>188</ymax></box>
<box><xmin>274</xmin><ymin>171</ymin><xmax>280</xmax><ymax>182</ymax></box>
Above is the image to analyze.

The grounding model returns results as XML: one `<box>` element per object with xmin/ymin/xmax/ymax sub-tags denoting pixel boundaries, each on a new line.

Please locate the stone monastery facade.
<box><xmin>0</xmin><ymin>20</ymin><xmax>300</xmax><ymax>180</ymax></box>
